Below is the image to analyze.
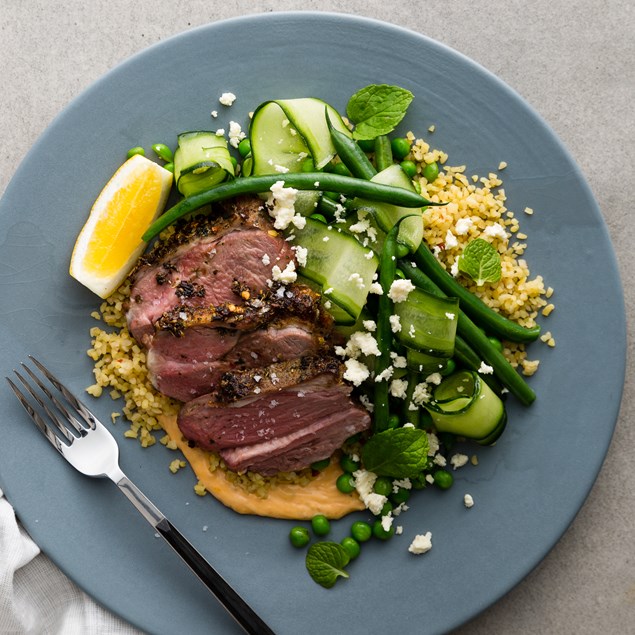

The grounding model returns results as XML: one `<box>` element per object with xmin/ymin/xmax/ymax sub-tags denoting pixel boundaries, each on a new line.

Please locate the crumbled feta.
<box><xmin>381</xmin><ymin>514</ymin><xmax>394</xmax><ymax>532</ymax></box>
<box><xmin>348</xmin><ymin>272</ymin><xmax>366</xmax><ymax>290</ymax></box>
<box><xmin>215</xmin><ymin>128</ymin><xmax>225</xmax><ymax>136</ymax></box>
<box><xmin>411</xmin><ymin>383</ymin><xmax>431</xmax><ymax>405</ymax></box>
<box><xmin>343</xmin><ymin>359</ymin><xmax>370</xmax><ymax>386</ymax></box>
<box><xmin>408</xmin><ymin>324</ymin><xmax>416</xmax><ymax>338</ymax></box>
<box><xmin>433</xmin><ymin>453</ymin><xmax>447</xmax><ymax>467</ymax></box>
<box><xmin>389</xmin><ymin>378</ymin><xmax>408</xmax><ymax>399</ymax></box>
<box><xmin>352</xmin><ymin>469</ymin><xmax>387</xmax><ymax>515</ymax></box>
<box><xmin>365</xmin><ymin>249</ymin><xmax>376</xmax><ymax>260</ymax></box>
<box><xmin>425</xmin><ymin>373</ymin><xmax>443</xmax><ymax>386</ymax></box>
<box><xmin>362</xmin><ymin>320</ymin><xmax>377</xmax><ymax>332</ymax></box>
<box><xmin>444</xmin><ymin>230</ymin><xmax>458</xmax><ymax>249</ymax></box>
<box><xmin>445</xmin><ymin>312</ymin><xmax>455</xmax><ymax>320</ymax></box>
<box><xmin>369</xmin><ymin>282</ymin><xmax>384</xmax><ymax>295</ymax></box>
<box><xmin>464</xmin><ymin>493</ymin><xmax>475</xmax><ymax>508</ymax></box>
<box><xmin>425</xmin><ymin>474</ymin><xmax>435</xmax><ymax>485</ymax></box>
<box><xmin>271</xmin><ymin>261</ymin><xmax>297</xmax><ymax>284</ymax></box>
<box><xmin>294</xmin><ymin>245</ymin><xmax>308</xmax><ymax>267</ymax></box>
<box><xmin>478</xmin><ymin>361</ymin><xmax>494</xmax><ymax>374</ymax></box>
<box><xmin>210</xmin><ymin>110</ymin><xmax>218</xmax><ymax>118</ymax></box>
<box><xmin>340</xmin><ymin>331</ymin><xmax>381</xmax><ymax>359</ymax></box>
<box><xmin>267</xmin><ymin>181</ymin><xmax>305</xmax><ymax>230</ymax></box>
<box><xmin>219</xmin><ymin>92</ymin><xmax>236</xmax><ymax>106</ymax></box>
<box><xmin>390</xmin><ymin>352</ymin><xmax>407</xmax><ymax>369</ymax></box>
<box><xmin>228</xmin><ymin>121</ymin><xmax>246</xmax><ymax>148</ymax></box>
<box><xmin>450</xmin><ymin>260</ymin><xmax>459</xmax><ymax>277</ymax></box>
<box><xmin>408</xmin><ymin>532</ymin><xmax>432</xmax><ymax>554</ymax></box>
<box><xmin>455</xmin><ymin>217</ymin><xmax>474</xmax><ymax>235</ymax></box>
<box><xmin>388</xmin><ymin>279</ymin><xmax>415</xmax><ymax>303</ymax></box>
<box><xmin>395</xmin><ymin>526</ymin><xmax>403</xmax><ymax>535</ymax></box>
<box><xmin>426</xmin><ymin>432</ymin><xmax>440</xmax><ymax>456</ymax></box>
<box><xmin>359</xmin><ymin>394</ymin><xmax>374</xmax><ymax>413</ymax></box>
<box><xmin>389</xmin><ymin>314</ymin><xmax>402</xmax><ymax>333</ymax></box>
<box><xmin>274</xmin><ymin>164</ymin><xmax>289</xmax><ymax>173</ymax></box>
<box><xmin>261</xmin><ymin>253</ymin><xmax>270</xmax><ymax>266</ymax></box>
<box><xmin>374</xmin><ymin>366</ymin><xmax>394</xmax><ymax>383</ymax></box>
<box><xmin>450</xmin><ymin>453</ymin><xmax>469</xmax><ymax>470</ymax></box>
<box><xmin>482</xmin><ymin>222</ymin><xmax>508</xmax><ymax>240</ymax></box>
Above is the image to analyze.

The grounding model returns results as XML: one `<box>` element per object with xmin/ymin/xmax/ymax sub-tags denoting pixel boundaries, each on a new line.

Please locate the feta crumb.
<box><xmin>343</xmin><ymin>359</ymin><xmax>370</xmax><ymax>386</ymax></box>
<box><xmin>444</xmin><ymin>230</ymin><xmax>458</xmax><ymax>249</ymax></box>
<box><xmin>389</xmin><ymin>314</ymin><xmax>402</xmax><ymax>333</ymax></box>
<box><xmin>425</xmin><ymin>372</ymin><xmax>443</xmax><ymax>385</ymax></box>
<box><xmin>362</xmin><ymin>319</ymin><xmax>377</xmax><ymax>332</ymax></box>
<box><xmin>352</xmin><ymin>469</ymin><xmax>386</xmax><ymax>515</ymax></box>
<box><xmin>271</xmin><ymin>261</ymin><xmax>297</xmax><ymax>284</ymax></box>
<box><xmin>450</xmin><ymin>260</ymin><xmax>459</xmax><ymax>277</ymax></box>
<box><xmin>261</xmin><ymin>253</ymin><xmax>270</xmax><ymax>266</ymax></box>
<box><xmin>369</xmin><ymin>282</ymin><xmax>383</xmax><ymax>295</ymax></box>
<box><xmin>433</xmin><ymin>453</ymin><xmax>447</xmax><ymax>467</ymax></box>
<box><xmin>210</xmin><ymin>110</ymin><xmax>218</xmax><ymax>118</ymax></box>
<box><xmin>388</xmin><ymin>279</ymin><xmax>415</xmax><ymax>303</ymax></box>
<box><xmin>374</xmin><ymin>366</ymin><xmax>394</xmax><ymax>383</ymax></box>
<box><xmin>348</xmin><ymin>272</ymin><xmax>366</xmax><ymax>290</ymax></box>
<box><xmin>445</xmin><ymin>312</ymin><xmax>456</xmax><ymax>320</ymax></box>
<box><xmin>408</xmin><ymin>324</ymin><xmax>416</xmax><ymax>338</ymax></box>
<box><xmin>482</xmin><ymin>222</ymin><xmax>508</xmax><ymax>241</ymax></box>
<box><xmin>411</xmin><ymin>382</ymin><xmax>431</xmax><ymax>405</ymax></box>
<box><xmin>391</xmin><ymin>354</ymin><xmax>407</xmax><ymax>369</ymax></box>
<box><xmin>215</xmin><ymin>128</ymin><xmax>225</xmax><ymax>136</ymax></box>
<box><xmin>274</xmin><ymin>164</ymin><xmax>289</xmax><ymax>173</ymax></box>
<box><xmin>478</xmin><ymin>361</ymin><xmax>494</xmax><ymax>374</ymax></box>
<box><xmin>219</xmin><ymin>92</ymin><xmax>236</xmax><ymax>106</ymax></box>
<box><xmin>425</xmin><ymin>474</ymin><xmax>435</xmax><ymax>485</ymax></box>
<box><xmin>450</xmin><ymin>453</ymin><xmax>469</xmax><ymax>470</ymax></box>
<box><xmin>381</xmin><ymin>514</ymin><xmax>393</xmax><ymax>532</ymax></box>
<box><xmin>365</xmin><ymin>249</ymin><xmax>376</xmax><ymax>260</ymax></box>
<box><xmin>426</xmin><ymin>432</ymin><xmax>440</xmax><ymax>456</ymax></box>
<box><xmin>228</xmin><ymin>121</ymin><xmax>246</xmax><ymax>148</ymax></box>
<box><xmin>359</xmin><ymin>394</ymin><xmax>374</xmax><ymax>413</ymax></box>
<box><xmin>389</xmin><ymin>378</ymin><xmax>408</xmax><ymax>399</ymax></box>
<box><xmin>267</xmin><ymin>181</ymin><xmax>299</xmax><ymax>230</ymax></box>
<box><xmin>455</xmin><ymin>217</ymin><xmax>474</xmax><ymax>236</ymax></box>
<box><xmin>464</xmin><ymin>493</ymin><xmax>475</xmax><ymax>508</ymax></box>
<box><xmin>294</xmin><ymin>245</ymin><xmax>308</xmax><ymax>267</ymax></box>
<box><xmin>395</xmin><ymin>526</ymin><xmax>403</xmax><ymax>535</ymax></box>
<box><xmin>408</xmin><ymin>532</ymin><xmax>432</xmax><ymax>554</ymax></box>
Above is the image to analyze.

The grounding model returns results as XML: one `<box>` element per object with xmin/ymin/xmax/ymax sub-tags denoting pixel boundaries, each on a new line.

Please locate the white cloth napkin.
<box><xmin>0</xmin><ymin>488</ymin><xmax>142</xmax><ymax>635</ymax></box>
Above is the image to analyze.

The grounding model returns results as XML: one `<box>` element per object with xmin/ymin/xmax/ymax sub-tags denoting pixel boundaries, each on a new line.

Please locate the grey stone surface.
<box><xmin>1</xmin><ymin>1</ymin><xmax>633</xmax><ymax>633</ymax></box>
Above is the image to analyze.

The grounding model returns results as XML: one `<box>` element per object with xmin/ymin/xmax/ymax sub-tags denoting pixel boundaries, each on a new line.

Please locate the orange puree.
<box><xmin>159</xmin><ymin>414</ymin><xmax>364</xmax><ymax>520</ymax></box>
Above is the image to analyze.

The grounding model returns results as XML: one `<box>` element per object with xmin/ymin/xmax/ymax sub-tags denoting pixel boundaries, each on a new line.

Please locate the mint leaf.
<box><xmin>457</xmin><ymin>238</ymin><xmax>502</xmax><ymax>286</ymax></box>
<box><xmin>305</xmin><ymin>542</ymin><xmax>350</xmax><ymax>588</ymax></box>
<box><xmin>361</xmin><ymin>428</ymin><xmax>429</xmax><ymax>478</ymax></box>
<box><xmin>347</xmin><ymin>84</ymin><xmax>414</xmax><ymax>140</ymax></box>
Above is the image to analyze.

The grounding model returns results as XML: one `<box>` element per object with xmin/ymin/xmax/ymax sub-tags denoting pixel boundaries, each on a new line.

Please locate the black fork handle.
<box><xmin>116</xmin><ymin>475</ymin><xmax>275</xmax><ymax>635</ymax></box>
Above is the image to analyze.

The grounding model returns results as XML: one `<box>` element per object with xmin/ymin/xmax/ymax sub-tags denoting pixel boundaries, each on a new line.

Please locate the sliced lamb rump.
<box><xmin>127</xmin><ymin>196</ymin><xmax>294</xmax><ymax>346</ymax></box>
<box><xmin>148</xmin><ymin>319</ymin><xmax>328</xmax><ymax>402</ymax></box>
<box><xmin>177</xmin><ymin>356</ymin><xmax>371</xmax><ymax>475</ymax></box>
<box><xmin>144</xmin><ymin>283</ymin><xmax>332</xmax><ymax>401</ymax></box>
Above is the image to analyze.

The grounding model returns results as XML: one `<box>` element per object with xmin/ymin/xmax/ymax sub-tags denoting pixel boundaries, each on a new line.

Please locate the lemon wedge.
<box><xmin>70</xmin><ymin>154</ymin><xmax>173</xmax><ymax>298</ymax></box>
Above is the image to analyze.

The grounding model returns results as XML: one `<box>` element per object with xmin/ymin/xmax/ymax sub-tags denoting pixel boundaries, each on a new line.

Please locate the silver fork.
<box><xmin>6</xmin><ymin>356</ymin><xmax>274</xmax><ymax>635</ymax></box>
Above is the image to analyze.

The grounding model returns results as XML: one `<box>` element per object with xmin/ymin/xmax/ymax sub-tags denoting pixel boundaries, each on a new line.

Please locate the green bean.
<box><xmin>403</xmin><ymin>372</ymin><xmax>421</xmax><ymax>427</ymax></box>
<box><xmin>373</xmin><ymin>222</ymin><xmax>400</xmax><ymax>432</ymax></box>
<box><xmin>374</xmin><ymin>135</ymin><xmax>393</xmax><ymax>172</ymax></box>
<box><xmin>126</xmin><ymin>146</ymin><xmax>145</xmax><ymax>158</ymax></box>
<box><xmin>142</xmin><ymin>172</ymin><xmax>439</xmax><ymax>241</ymax></box>
<box><xmin>326</xmin><ymin>112</ymin><xmax>377</xmax><ymax>180</ymax></box>
<box><xmin>399</xmin><ymin>261</ymin><xmax>535</xmax><ymax>405</ymax></box>
<box><xmin>357</xmin><ymin>138</ymin><xmax>375</xmax><ymax>153</ymax></box>
<box><xmin>412</xmin><ymin>243</ymin><xmax>541</xmax><ymax>343</ymax></box>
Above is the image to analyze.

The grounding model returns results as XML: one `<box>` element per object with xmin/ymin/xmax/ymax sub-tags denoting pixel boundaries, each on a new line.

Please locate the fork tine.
<box><xmin>29</xmin><ymin>356</ymin><xmax>97</xmax><ymax>431</ymax></box>
<box><xmin>6</xmin><ymin>376</ymin><xmax>67</xmax><ymax>453</ymax></box>
<box><xmin>20</xmin><ymin>363</ymin><xmax>86</xmax><ymax>436</ymax></box>
<box><xmin>11</xmin><ymin>370</ymin><xmax>76</xmax><ymax>444</ymax></box>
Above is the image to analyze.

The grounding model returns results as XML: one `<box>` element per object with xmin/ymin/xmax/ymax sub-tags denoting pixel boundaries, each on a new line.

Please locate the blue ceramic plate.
<box><xmin>0</xmin><ymin>12</ymin><xmax>626</xmax><ymax>635</ymax></box>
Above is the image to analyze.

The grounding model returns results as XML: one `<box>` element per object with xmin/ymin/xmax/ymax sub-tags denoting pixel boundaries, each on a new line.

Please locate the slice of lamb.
<box><xmin>177</xmin><ymin>356</ymin><xmax>371</xmax><ymax>475</ymax></box>
<box><xmin>148</xmin><ymin>320</ymin><xmax>328</xmax><ymax>402</ymax></box>
<box><xmin>127</xmin><ymin>196</ymin><xmax>293</xmax><ymax>346</ymax></box>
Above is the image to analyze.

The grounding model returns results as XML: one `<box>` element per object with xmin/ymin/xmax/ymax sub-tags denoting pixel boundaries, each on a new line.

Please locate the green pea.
<box><xmin>373</xmin><ymin>476</ymin><xmax>393</xmax><ymax>497</ymax></box>
<box><xmin>351</xmin><ymin>521</ymin><xmax>373</xmax><ymax>543</ymax></box>
<box><xmin>440</xmin><ymin>358</ymin><xmax>456</xmax><ymax>376</ymax></box>
<box><xmin>126</xmin><ymin>146</ymin><xmax>145</xmax><ymax>158</ymax></box>
<box><xmin>340</xmin><ymin>537</ymin><xmax>361</xmax><ymax>560</ymax></box>
<box><xmin>433</xmin><ymin>469</ymin><xmax>454</xmax><ymax>490</ymax></box>
<box><xmin>237</xmin><ymin>138</ymin><xmax>252</xmax><ymax>158</ymax></box>
<box><xmin>311</xmin><ymin>514</ymin><xmax>331</xmax><ymax>536</ymax></box>
<box><xmin>336</xmin><ymin>473</ymin><xmax>356</xmax><ymax>494</ymax></box>
<box><xmin>357</xmin><ymin>139</ymin><xmax>375</xmax><ymax>153</ymax></box>
<box><xmin>395</xmin><ymin>243</ymin><xmax>410</xmax><ymax>258</ymax></box>
<box><xmin>387</xmin><ymin>414</ymin><xmax>401</xmax><ymax>430</ymax></box>
<box><xmin>390</xmin><ymin>487</ymin><xmax>411</xmax><ymax>506</ymax></box>
<box><xmin>311</xmin><ymin>457</ymin><xmax>330</xmax><ymax>471</ymax></box>
<box><xmin>488</xmin><ymin>336</ymin><xmax>504</xmax><ymax>352</ymax></box>
<box><xmin>289</xmin><ymin>526</ymin><xmax>310</xmax><ymax>548</ymax></box>
<box><xmin>390</xmin><ymin>137</ymin><xmax>411</xmax><ymax>160</ymax></box>
<box><xmin>152</xmin><ymin>143</ymin><xmax>173</xmax><ymax>162</ymax></box>
<box><xmin>162</xmin><ymin>162</ymin><xmax>174</xmax><ymax>173</ymax></box>
<box><xmin>332</xmin><ymin>162</ymin><xmax>352</xmax><ymax>177</ymax></box>
<box><xmin>301</xmin><ymin>158</ymin><xmax>315</xmax><ymax>172</ymax></box>
<box><xmin>400</xmin><ymin>160</ymin><xmax>417</xmax><ymax>179</ymax></box>
<box><xmin>340</xmin><ymin>455</ymin><xmax>360</xmax><ymax>473</ymax></box>
<box><xmin>372</xmin><ymin>519</ymin><xmax>395</xmax><ymax>541</ymax></box>
<box><xmin>380</xmin><ymin>501</ymin><xmax>393</xmax><ymax>517</ymax></box>
<box><xmin>422</xmin><ymin>161</ymin><xmax>439</xmax><ymax>182</ymax></box>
